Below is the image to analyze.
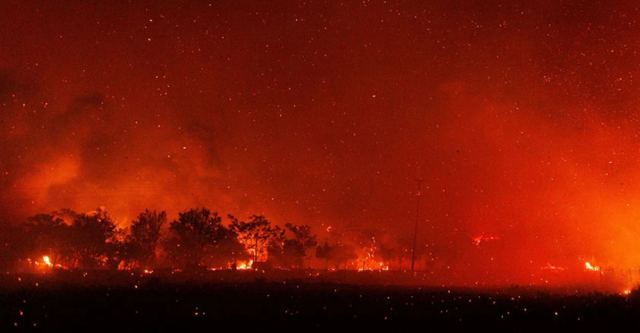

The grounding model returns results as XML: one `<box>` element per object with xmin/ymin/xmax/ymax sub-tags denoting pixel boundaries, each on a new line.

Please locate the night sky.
<box><xmin>2</xmin><ymin>0</ymin><xmax>640</xmax><ymax>284</ymax></box>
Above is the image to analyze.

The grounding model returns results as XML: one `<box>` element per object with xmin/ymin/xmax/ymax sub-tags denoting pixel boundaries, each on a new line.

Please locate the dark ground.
<box><xmin>1</xmin><ymin>271</ymin><xmax>639</xmax><ymax>331</ymax></box>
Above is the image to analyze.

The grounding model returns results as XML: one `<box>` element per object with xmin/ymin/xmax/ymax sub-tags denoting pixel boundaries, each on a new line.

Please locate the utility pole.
<box><xmin>411</xmin><ymin>178</ymin><xmax>423</xmax><ymax>272</ymax></box>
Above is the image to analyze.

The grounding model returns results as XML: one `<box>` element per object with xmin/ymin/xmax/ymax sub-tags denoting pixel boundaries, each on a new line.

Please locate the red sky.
<box><xmin>2</xmin><ymin>0</ymin><xmax>640</xmax><ymax>285</ymax></box>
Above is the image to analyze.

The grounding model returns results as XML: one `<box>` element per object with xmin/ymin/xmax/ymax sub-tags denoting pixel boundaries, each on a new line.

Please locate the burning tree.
<box><xmin>123</xmin><ymin>210</ymin><xmax>166</xmax><ymax>269</ymax></box>
<box><xmin>229</xmin><ymin>215</ymin><xmax>283</xmax><ymax>264</ymax></box>
<box><xmin>165</xmin><ymin>208</ymin><xmax>245</xmax><ymax>270</ymax></box>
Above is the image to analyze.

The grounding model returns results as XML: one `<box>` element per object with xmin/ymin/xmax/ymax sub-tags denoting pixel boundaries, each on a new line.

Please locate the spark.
<box><xmin>472</xmin><ymin>234</ymin><xmax>500</xmax><ymax>247</ymax></box>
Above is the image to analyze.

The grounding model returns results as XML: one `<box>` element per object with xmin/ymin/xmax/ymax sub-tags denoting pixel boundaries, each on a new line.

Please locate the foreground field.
<box><xmin>1</xmin><ymin>271</ymin><xmax>639</xmax><ymax>330</ymax></box>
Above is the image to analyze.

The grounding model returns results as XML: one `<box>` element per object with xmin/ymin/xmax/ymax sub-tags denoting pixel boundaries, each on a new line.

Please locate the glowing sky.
<box><xmin>3</xmin><ymin>0</ymin><xmax>640</xmax><ymax>284</ymax></box>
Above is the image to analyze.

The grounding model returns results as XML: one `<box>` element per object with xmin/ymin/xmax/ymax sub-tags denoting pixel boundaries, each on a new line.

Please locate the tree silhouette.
<box><xmin>166</xmin><ymin>208</ymin><xmax>244</xmax><ymax>270</ymax></box>
<box><xmin>204</xmin><ymin>225</ymin><xmax>247</xmax><ymax>269</ymax></box>
<box><xmin>271</xmin><ymin>223</ymin><xmax>317</xmax><ymax>269</ymax></box>
<box><xmin>24</xmin><ymin>213</ymin><xmax>73</xmax><ymax>267</ymax></box>
<box><xmin>0</xmin><ymin>207</ymin><xmax>374</xmax><ymax>273</ymax></box>
<box><xmin>68</xmin><ymin>208</ymin><xmax>119</xmax><ymax>269</ymax></box>
<box><xmin>123</xmin><ymin>210</ymin><xmax>166</xmax><ymax>269</ymax></box>
<box><xmin>229</xmin><ymin>215</ymin><xmax>283</xmax><ymax>264</ymax></box>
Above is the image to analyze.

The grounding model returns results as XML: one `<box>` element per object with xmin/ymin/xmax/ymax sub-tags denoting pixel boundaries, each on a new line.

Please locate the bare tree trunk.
<box><xmin>253</xmin><ymin>239</ymin><xmax>258</xmax><ymax>263</ymax></box>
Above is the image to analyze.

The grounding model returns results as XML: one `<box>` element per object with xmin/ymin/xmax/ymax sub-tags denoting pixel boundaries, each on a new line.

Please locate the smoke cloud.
<box><xmin>2</xmin><ymin>0</ymin><xmax>640</xmax><ymax>284</ymax></box>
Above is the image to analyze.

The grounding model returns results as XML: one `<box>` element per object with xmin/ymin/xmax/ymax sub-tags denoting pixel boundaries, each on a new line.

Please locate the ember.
<box><xmin>471</xmin><ymin>235</ymin><xmax>500</xmax><ymax>247</ymax></box>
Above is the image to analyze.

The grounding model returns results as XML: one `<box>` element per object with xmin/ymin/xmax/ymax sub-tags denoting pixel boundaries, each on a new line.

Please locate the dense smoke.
<box><xmin>2</xmin><ymin>0</ymin><xmax>640</xmax><ymax>284</ymax></box>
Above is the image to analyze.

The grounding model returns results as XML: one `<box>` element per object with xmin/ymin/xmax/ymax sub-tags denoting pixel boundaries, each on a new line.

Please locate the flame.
<box><xmin>622</xmin><ymin>289</ymin><xmax>632</xmax><ymax>296</ymax></box>
<box><xmin>354</xmin><ymin>238</ymin><xmax>390</xmax><ymax>271</ymax></box>
<box><xmin>42</xmin><ymin>255</ymin><xmax>53</xmax><ymax>267</ymax></box>
<box><xmin>584</xmin><ymin>261</ymin><xmax>601</xmax><ymax>272</ymax></box>
<box><xmin>356</xmin><ymin>261</ymin><xmax>389</xmax><ymax>272</ymax></box>
<box><xmin>236</xmin><ymin>260</ymin><xmax>253</xmax><ymax>270</ymax></box>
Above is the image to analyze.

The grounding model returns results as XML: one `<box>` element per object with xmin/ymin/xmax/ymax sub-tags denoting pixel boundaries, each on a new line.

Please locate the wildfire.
<box><xmin>354</xmin><ymin>237</ymin><xmax>389</xmax><ymax>271</ymax></box>
<box><xmin>356</xmin><ymin>261</ymin><xmax>389</xmax><ymax>272</ymax></box>
<box><xmin>378</xmin><ymin>262</ymin><xmax>390</xmax><ymax>271</ymax></box>
<box><xmin>42</xmin><ymin>255</ymin><xmax>53</xmax><ymax>267</ymax></box>
<box><xmin>584</xmin><ymin>261</ymin><xmax>601</xmax><ymax>272</ymax></box>
<box><xmin>236</xmin><ymin>260</ymin><xmax>253</xmax><ymax>270</ymax></box>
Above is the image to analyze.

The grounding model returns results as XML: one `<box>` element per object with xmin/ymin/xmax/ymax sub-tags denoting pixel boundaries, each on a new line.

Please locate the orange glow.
<box><xmin>354</xmin><ymin>238</ymin><xmax>390</xmax><ymax>272</ymax></box>
<box><xmin>585</xmin><ymin>262</ymin><xmax>601</xmax><ymax>272</ymax></box>
<box><xmin>8</xmin><ymin>1</ymin><xmax>640</xmax><ymax>289</ymax></box>
<box><xmin>356</xmin><ymin>261</ymin><xmax>390</xmax><ymax>272</ymax></box>
<box><xmin>236</xmin><ymin>260</ymin><xmax>253</xmax><ymax>270</ymax></box>
<box><xmin>471</xmin><ymin>235</ymin><xmax>500</xmax><ymax>247</ymax></box>
<box><xmin>18</xmin><ymin>157</ymin><xmax>80</xmax><ymax>208</ymax></box>
<box><xmin>42</xmin><ymin>255</ymin><xmax>53</xmax><ymax>267</ymax></box>
<box><xmin>541</xmin><ymin>263</ymin><xmax>566</xmax><ymax>272</ymax></box>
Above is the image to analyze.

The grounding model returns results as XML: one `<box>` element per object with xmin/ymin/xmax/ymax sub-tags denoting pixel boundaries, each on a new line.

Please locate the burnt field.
<box><xmin>1</xmin><ymin>271</ymin><xmax>640</xmax><ymax>331</ymax></box>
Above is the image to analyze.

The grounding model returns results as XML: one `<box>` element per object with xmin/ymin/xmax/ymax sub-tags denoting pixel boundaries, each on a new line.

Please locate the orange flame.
<box><xmin>236</xmin><ymin>260</ymin><xmax>253</xmax><ymax>270</ymax></box>
<box><xmin>42</xmin><ymin>255</ymin><xmax>53</xmax><ymax>267</ymax></box>
<box><xmin>584</xmin><ymin>261</ymin><xmax>601</xmax><ymax>272</ymax></box>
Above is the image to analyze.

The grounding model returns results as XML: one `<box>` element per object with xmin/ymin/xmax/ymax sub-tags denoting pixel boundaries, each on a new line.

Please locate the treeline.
<box><xmin>0</xmin><ymin>207</ymin><xmax>361</xmax><ymax>272</ymax></box>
